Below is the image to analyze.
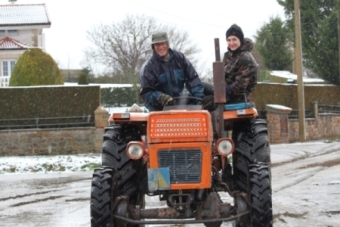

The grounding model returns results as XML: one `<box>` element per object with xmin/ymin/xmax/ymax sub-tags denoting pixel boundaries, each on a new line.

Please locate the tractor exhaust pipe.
<box><xmin>213</xmin><ymin>38</ymin><xmax>226</xmax><ymax>138</ymax></box>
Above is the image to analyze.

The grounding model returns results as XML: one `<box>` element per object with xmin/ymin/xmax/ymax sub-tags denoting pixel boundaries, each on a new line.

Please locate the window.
<box><xmin>8</xmin><ymin>30</ymin><xmax>19</xmax><ymax>35</ymax></box>
<box><xmin>2</xmin><ymin>61</ymin><xmax>8</xmax><ymax>76</ymax></box>
<box><xmin>1</xmin><ymin>60</ymin><xmax>16</xmax><ymax>87</ymax></box>
<box><xmin>0</xmin><ymin>30</ymin><xmax>19</xmax><ymax>36</ymax></box>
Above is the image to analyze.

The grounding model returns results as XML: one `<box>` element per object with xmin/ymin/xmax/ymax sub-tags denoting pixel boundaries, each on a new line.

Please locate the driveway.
<box><xmin>0</xmin><ymin>141</ymin><xmax>339</xmax><ymax>227</ymax></box>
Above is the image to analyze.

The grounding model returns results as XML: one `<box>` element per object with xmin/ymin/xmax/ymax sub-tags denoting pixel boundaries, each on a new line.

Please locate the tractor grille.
<box><xmin>148</xmin><ymin>112</ymin><xmax>211</xmax><ymax>143</ymax></box>
<box><xmin>158</xmin><ymin>149</ymin><xmax>202</xmax><ymax>184</ymax></box>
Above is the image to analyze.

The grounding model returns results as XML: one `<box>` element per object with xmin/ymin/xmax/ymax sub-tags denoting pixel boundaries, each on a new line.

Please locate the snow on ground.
<box><xmin>0</xmin><ymin>153</ymin><xmax>101</xmax><ymax>175</ymax></box>
<box><xmin>1</xmin><ymin>139</ymin><xmax>337</xmax><ymax>175</ymax></box>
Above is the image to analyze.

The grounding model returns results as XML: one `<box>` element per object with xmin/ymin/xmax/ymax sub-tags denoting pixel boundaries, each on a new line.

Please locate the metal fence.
<box><xmin>318</xmin><ymin>104</ymin><xmax>340</xmax><ymax>115</ymax></box>
<box><xmin>288</xmin><ymin>104</ymin><xmax>340</xmax><ymax>119</ymax></box>
<box><xmin>0</xmin><ymin>115</ymin><xmax>94</xmax><ymax>130</ymax></box>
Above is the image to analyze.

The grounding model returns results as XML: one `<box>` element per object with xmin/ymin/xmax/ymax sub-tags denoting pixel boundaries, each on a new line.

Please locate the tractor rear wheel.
<box><xmin>232</xmin><ymin>118</ymin><xmax>271</xmax><ymax>192</ymax></box>
<box><xmin>230</xmin><ymin>118</ymin><xmax>272</xmax><ymax>226</ymax></box>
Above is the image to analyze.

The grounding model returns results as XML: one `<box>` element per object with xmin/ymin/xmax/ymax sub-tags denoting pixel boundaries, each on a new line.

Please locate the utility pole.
<box><xmin>294</xmin><ymin>0</ymin><xmax>306</xmax><ymax>142</ymax></box>
<box><xmin>338</xmin><ymin>9</ymin><xmax>340</xmax><ymax>84</ymax></box>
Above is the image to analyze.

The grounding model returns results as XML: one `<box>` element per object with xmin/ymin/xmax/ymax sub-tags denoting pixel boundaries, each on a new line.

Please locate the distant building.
<box><xmin>60</xmin><ymin>69</ymin><xmax>83</xmax><ymax>82</ymax></box>
<box><xmin>0</xmin><ymin>2</ymin><xmax>51</xmax><ymax>87</ymax></box>
<box><xmin>270</xmin><ymin>71</ymin><xmax>325</xmax><ymax>84</ymax></box>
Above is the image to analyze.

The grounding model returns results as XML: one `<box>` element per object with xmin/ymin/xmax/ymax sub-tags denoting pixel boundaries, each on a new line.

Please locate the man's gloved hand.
<box><xmin>159</xmin><ymin>93</ymin><xmax>173</xmax><ymax>106</ymax></box>
<box><xmin>201</xmin><ymin>95</ymin><xmax>217</xmax><ymax>111</ymax></box>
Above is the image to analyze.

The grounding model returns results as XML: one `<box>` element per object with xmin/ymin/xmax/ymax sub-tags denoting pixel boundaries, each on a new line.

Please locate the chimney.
<box><xmin>9</xmin><ymin>0</ymin><xmax>17</xmax><ymax>4</ymax></box>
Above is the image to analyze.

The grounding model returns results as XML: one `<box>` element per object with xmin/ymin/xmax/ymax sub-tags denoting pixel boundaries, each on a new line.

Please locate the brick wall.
<box><xmin>0</xmin><ymin>128</ymin><xmax>99</xmax><ymax>156</ymax></box>
<box><xmin>288</xmin><ymin>115</ymin><xmax>340</xmax><ymax>143</ymax></box>
<box><xmin>266</xmin><ymin>104</ymin><xmax>292</xmax><ymax>144</ymax></box>
<box><xmin>0</xmin><ymin>106</ymin><xmax>108</xmax><ymax>157</ymax></box>
<box><xmin>266</xmin><ymin>103</ymin><xmax>340</xmax><ymax>143</ymax></box>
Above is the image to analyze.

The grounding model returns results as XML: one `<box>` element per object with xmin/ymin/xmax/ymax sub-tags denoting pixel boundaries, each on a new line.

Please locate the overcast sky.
<box><xmin>1</xmin><ymin>0</ymin><xmax>285</xmax><ymax>74</ymax></box>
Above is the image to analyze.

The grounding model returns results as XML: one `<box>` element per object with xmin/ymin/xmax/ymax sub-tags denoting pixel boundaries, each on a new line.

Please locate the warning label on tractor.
<box><xmin>148</xmin><ymin>167</ymin><xmax>170</xmax><ymax>191</ymax></box>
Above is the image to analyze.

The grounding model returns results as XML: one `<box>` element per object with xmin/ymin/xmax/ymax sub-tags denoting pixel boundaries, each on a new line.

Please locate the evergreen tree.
<box><xmin>9</xmin><ymin>48</ymin><xmax>63</xmax><ymax>86</ymax></box>
<box><xmin>277</xmin><ymin>0</ymin><xmax>340</xmax><ymax>84</ymax></box>
<box><xmin>255</xmin><ymin>16</ymin><xmax>293</xmax><ymax>71</ymax></box>
<box><xmin>78</xmin><ymin>68</ymin><xmax>90</xmax><ymax>85</ymax></box>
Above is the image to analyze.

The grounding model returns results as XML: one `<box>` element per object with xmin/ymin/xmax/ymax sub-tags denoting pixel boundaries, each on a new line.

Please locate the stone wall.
<box><xmin>0</xmin><ymin>106</ymin><xmax>109</xmax><ymax>157</ymax></box>
<box><xmin>3</xmin><ymin>103</ymin><xmax>340</xmax><ymax>156</ymax></box>
<box><xmin>288</xmin><ymin>115</ymin><xmax>340</xmax><ymax>142</ymax></box>
<box><xmin>265</xmin><ymin>104</ymin><xmax>292</xmax><ymax>144</ymax></box>
<box><xmin>266</xmin><ymin>103</ymin><xmax>340</xmax><ymax>143</ymax></box>
<box><xmin>0</xmin><ymin>128</ymin><xmax>97</xmax><ymax>156</ymax></box>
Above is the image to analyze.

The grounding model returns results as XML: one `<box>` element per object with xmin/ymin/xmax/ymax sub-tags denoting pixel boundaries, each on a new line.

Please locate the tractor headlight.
<box><xmin>126</xmin><ymin>142</ymin><xmax>144</xmax><ymax>160</ymax></box>
<box><xmin>216</xmin><ymin>138</ymin><xmax>234</xmax><ymax>156</ymax></box>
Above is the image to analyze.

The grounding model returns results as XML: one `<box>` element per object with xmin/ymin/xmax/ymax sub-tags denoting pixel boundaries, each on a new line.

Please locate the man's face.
<box><xmin>154</xmin><ymin>42</ymin><xmax>169</xmax><ymax>57</ymax></box>
<box><xmin>227</xmin><ymin>35</ymin><xmax>241</xmax><ymax>51</ymax></box>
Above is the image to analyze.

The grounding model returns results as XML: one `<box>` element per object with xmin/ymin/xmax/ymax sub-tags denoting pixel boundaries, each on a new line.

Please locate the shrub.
<box><xmin>78</xmin><ymin>71</ymin><xmax>89</xmax><ymax>85</ymax></box>
<box><xmin>9</xmin><ymin>48</ymin><xmax>63</xmax><ymax>86</ymax></box>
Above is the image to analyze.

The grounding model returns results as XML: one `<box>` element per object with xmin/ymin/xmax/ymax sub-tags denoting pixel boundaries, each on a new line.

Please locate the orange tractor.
<box><xmin>90</xmin><ymin>39</ymin><xmax>272</xmax><ymax>227</ymax></box>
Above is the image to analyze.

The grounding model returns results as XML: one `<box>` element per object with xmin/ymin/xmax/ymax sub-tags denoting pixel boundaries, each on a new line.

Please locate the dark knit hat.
<box><xmin>226</xmin><ymin>24</ymin><xmax>244</xmax><ymax>44</ymax></box>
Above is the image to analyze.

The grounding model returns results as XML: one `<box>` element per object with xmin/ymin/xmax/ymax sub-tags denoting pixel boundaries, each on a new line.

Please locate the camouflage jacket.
<box><xmin>222</xmin><ymin>38</ymin><xmax>258</xmax><ymax>102</ymax></box>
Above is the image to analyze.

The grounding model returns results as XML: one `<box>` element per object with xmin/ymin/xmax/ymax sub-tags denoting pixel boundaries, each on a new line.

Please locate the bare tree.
<box><xmin>165</xmin><ymin>25</ymin><xmax>201</xmax><ymax>66</ymax></box>
<box><xmin>85</xmin><ymin>14</ymin><xmax>202</xmax><ymax>104</ymax></box>
<box><xmin>85</xmin><ymin>14</ymin><xmax>201</xmax><ymax>83</ymax></box>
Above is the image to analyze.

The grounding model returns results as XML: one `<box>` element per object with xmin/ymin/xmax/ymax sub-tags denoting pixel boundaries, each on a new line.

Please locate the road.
<box><xmin>0</xmin><ymin>141</ymin><xmax>340</xmax><ymax>227</ymax></box>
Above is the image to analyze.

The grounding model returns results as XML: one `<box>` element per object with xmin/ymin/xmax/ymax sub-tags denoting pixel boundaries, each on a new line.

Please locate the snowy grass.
<box><xmin>0</xmin><ymin>153</ymin><xmax>101</xmax><ymax>175</ymax></box>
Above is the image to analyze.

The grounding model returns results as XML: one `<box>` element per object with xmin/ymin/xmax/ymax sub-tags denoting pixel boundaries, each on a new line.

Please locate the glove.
<box><xmin>201</xmin><ymin>95</ymin><xmax>217</xmax><ymax>112</ymax></box>
<box><xmin>226</xmin><ymin>85</ymin><xmax>234</xmax><ymax>99</ymax></box>
<box><xmin>159</xmin><ymin>93</ymin><xmax>173</xmax><ymax>106</ymax></box>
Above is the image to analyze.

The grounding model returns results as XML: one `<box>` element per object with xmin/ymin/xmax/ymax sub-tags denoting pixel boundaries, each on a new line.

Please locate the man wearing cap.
<box><xmin>223</xmin><ymin>24</ymin><xmax>258</xmax><ymax>103</ymax></box>
<box><xmin>139</xmin><ymin>31</ymin><xmax>204</xmax><ymax>111</ymax></box>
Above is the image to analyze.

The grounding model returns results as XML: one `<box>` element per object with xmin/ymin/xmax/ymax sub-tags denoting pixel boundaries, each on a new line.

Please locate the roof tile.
<box><xmin>0</xmin><ymin>36</ymin><xmax>31</xmax><ymax>50</ymax></box>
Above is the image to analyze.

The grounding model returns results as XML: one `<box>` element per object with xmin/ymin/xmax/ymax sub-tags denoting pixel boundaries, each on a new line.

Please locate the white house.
<box><xmin>270</xmin><ymin>70</ymin><xmax>325</xmax><ymax>84</ymax></box>
<box><xmin>0</xmin><ymin>1</ymin><xmax>51</xmax><ymax>87</ymax></box>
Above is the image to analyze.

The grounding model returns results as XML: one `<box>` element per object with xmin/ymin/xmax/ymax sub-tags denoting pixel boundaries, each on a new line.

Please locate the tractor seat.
<box><xmin>224</xmin><ymin>102</ymin><xmax>255</xmax><ymax>110</ymax></box>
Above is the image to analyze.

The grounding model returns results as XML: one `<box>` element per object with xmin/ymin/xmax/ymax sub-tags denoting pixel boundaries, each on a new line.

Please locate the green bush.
<box><xmin>78</xmin><ymin>71</ymin><xmax>89</xmax><ymax>85</ymax></box>
<box><xmin>9</xmin><ymin>48</ymin><xmax>63</xmax><ymax>86</ymax></box>
<box><xmin>101</xmin><ymin>86</ymin><xmax>141</xmax><ymax>107</ymax></box>
<box><xmin>259</xmin><ymin>70</ymin><xmax>271</xmax><ymax>82</ymax></box>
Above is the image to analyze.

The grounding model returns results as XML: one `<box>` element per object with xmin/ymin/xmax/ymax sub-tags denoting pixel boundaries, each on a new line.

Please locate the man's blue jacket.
<box><xmin>140</xmin><ymin>49</ymin><xmax>204</xmax><ymax>111</ymax></box>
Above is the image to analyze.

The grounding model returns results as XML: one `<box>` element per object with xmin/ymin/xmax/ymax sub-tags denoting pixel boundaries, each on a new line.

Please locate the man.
<box><xmin>139</xmin><ymin>31</ymin><xmax>204</xmax><ymax>111</ymax></box>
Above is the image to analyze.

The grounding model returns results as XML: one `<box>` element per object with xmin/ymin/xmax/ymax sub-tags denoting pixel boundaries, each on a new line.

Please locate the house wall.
<box><xmin>0</xmin><ymin>29</ymin><xmax>40</xmax><ymax>47</ymax></box>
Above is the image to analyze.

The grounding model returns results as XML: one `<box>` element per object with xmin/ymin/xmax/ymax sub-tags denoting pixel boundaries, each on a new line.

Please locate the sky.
<box><xmin>1</xmin><ymin>0</ymin><xmax>285</xmax><ymax>75</ymax></box>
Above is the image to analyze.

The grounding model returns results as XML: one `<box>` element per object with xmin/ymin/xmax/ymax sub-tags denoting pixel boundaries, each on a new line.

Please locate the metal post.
<box><xmin>213</xmin><ymin>38</ymin><xmax>226</xmax><ymax>138</ymax></box>
<box><xmin>338</xmin><ymin>9</ymin><xmax>340</xmax><ymax>84</ymax></box>
<box><xmin>294</xmin><ymin>0</ymin><xmax>306</xmax><ymax>141</ymax></box>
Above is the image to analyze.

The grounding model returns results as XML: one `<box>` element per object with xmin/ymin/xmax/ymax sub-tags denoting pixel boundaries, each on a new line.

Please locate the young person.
<box><xmin>223</xmin><ymin>24</ymin><xmax>258</xmax><ymax>103</ymax></box>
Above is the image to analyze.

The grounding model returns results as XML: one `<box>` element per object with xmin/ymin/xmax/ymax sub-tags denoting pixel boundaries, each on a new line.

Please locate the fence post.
<box><xmin>312</xmin><ymin>101</ymin><xmax>319</xmax><ymax>119</ymax></box>
<box><xmin>265</xmin><ymin>104</ymin><xmax>292</xmax><ymax>144</ymax></box>
<box><xmin>94</xmin><ymin>106</ymin><xmax>109</xmax><ymax>153</ymax></box>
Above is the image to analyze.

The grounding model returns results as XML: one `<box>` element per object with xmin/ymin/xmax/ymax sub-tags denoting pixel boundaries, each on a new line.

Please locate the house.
<box><xmin>0</xmin><ymin>1</ymin><xmax>51</xmax><ymax>87</ymax></box>
<box><xmin>269</xmin><ymin>71</ymin><xmax>325</xmax><ymax>84</ymax></box>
